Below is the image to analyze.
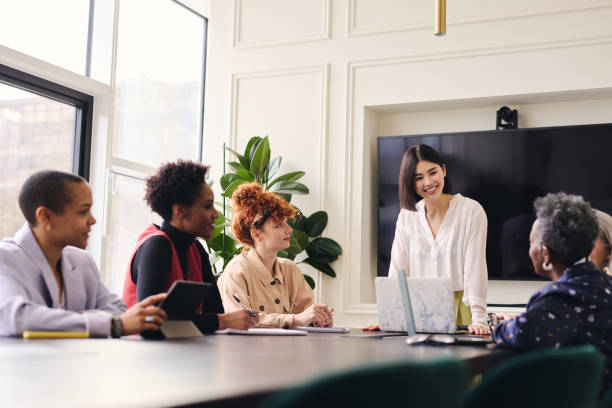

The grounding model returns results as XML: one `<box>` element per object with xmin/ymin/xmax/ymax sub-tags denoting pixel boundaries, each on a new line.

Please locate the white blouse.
<box><xmin>388</xmin><ymin>194</ymin><xmax>488</xmax><ymax>325</ymax></box>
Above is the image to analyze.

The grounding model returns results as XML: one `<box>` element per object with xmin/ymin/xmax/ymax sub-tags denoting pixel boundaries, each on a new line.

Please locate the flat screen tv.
<box><xmin>377</xmin><ymin>123</ymin><xmax>612</xmax><ymax>280</ymax></box>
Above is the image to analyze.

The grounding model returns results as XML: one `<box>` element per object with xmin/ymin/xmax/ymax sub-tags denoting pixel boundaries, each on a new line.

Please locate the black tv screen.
<box><xmin>377</xmin><ymin>123</ymin><xmax>612</xmax><ymax>280</ymax></box>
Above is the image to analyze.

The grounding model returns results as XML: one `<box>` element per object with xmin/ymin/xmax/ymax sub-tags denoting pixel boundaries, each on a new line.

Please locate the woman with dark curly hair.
<box><xmin>217</xmin><ymin>182</ymin><xmax>333</xmax><ymax>328</ymax></box>
<box><xmin>494</xmin><ymin>192</ymin><xmax>612</xmax><ymax>395</ymax></box>
<box><xmin>122</xmin><ymin>160</ymin><xmax>258</xmax><ymax>333</ymax></box>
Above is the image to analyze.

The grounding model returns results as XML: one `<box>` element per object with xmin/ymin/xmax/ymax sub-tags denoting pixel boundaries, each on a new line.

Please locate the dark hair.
<box><xmin>398</xmin><ymin>144</ymin><xmax>451</xmax><ymax>211</ymax></box>
<box><xmin>144</xmin><ymin>160</ymin><xmax>210</xmax><ymax>221</ymax></box>
<box><xmin>18</xmin><ymin>170</ymin><xmax>86</xmax><ymax>226</ymax></box>
<box><xmin>533</xmin><ymin>192</ymin><xmax>599</xmax><ymax>266</ymax></box>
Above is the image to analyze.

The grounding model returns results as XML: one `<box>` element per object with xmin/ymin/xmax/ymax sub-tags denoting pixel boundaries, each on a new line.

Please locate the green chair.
<box><xmin>259</xmin><ymin>358</ymin><xmax>468</xmax><ymax>408</ymax></box>
<box><xmin>599</xmin><ymin>386</ymin><xmax>612</xmax><ymax>408</ymax></box>
<box><xmin>461</xmin><ymin>345</ymin><xmax>605</xmax><ymax>408</ymax></box>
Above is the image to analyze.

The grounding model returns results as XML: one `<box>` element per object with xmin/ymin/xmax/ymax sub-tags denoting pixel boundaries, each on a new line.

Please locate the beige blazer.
<box><xmin>218</xmin><ymin>249</ymin><xmax>313</xmax><ymax>328</ymax></box>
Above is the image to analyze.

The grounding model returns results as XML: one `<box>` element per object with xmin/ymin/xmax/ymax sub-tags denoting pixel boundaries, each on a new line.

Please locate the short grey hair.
<box><xmin>594</xmin><ymin>209</ymin><xmax>612</xmax><ymax>274</ymax></box>
<box><xmin>533</xmin><ymin>192</ymin><xmax>599</xmax><ymax>266</ymax></box>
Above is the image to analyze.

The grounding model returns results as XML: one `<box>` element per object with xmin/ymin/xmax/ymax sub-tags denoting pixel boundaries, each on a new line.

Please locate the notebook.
<box><xmin>375</xmin><ymin>273</ymin><xmax>455</xmax><ymax>334</ymax></box>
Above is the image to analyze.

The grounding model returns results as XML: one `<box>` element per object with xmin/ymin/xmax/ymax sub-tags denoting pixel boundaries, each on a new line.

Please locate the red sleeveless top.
<box><xmin>122</xmin><ymin>224</ymin><xmax>203</xmax><ymax>308</ymax></box>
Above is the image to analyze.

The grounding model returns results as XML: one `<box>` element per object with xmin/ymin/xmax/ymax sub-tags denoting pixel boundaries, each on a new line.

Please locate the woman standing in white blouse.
<box><xmin>366</xmin><ymin>144</ymin><xmax>490</xmax><ymax>335</ymax></box>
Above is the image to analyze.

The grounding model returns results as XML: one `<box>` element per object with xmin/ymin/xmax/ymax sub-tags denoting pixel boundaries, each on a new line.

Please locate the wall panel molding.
<box><xmin>347</xmin><ymin>0</ymin><xmax>612</xmax><ymax>37</ymax></box>
<box><xmin>229</xmin><ymin>64</ymin><xmax>330</xmax><ymax>297</ymax></box>
<box><xmin>233</xmin><ymin>0</ymin><xmax>330</xmax><ymax>49</ymax></box>
<box><xmin>340</xmin><ymin>34</ymin><xmax>612</xmax><ymax>314</ymax></box>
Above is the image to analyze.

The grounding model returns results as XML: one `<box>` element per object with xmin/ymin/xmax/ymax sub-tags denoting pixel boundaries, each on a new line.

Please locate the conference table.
<box><xmin>0</xmin><ymin>330</ymin><xmax>511</xmax><ymax>408</ymax></box>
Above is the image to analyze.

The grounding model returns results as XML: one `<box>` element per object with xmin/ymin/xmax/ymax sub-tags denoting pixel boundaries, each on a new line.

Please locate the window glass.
<box><xmin>0</xmin><ymin>82</ymin><xmax>75</xmax><ymax>238</ymax></box>
<box><xmin>103</xmin><ymin>173</ymin><xmax>161</xmax><ymax>293</ymax></box>
<box><xmin>0</xmin><ymin>0</ymin><xmax>90</xmax><ymax>75</ymax></box>
<box><xmin>113</xmin><ymin>0</ymin><xmax>205</xmax><ymax>167</ymax></box>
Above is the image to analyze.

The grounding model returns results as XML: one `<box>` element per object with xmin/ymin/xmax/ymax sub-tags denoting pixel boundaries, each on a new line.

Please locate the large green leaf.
<box><xmin>276</xmin><ymin>193</ymin><xmax>292</xmax><ymax>203</ymax></box>
<box><xmin>244</xmin><ymin>136</ymin><xmax>261</xmax><ymax>158</ymax></box>
<box><xmin>304</xmin><ymin>211</ymin><xmax>328</xmax><ymax>237</ymax></box>
<box><xmin>266</xmin><ymin>156</ymin><xmax>282</xmax><ymax>184</ymax></box>
<box><xmin>209</xmin><ymin>233</ymin><xmax>236</xmax><ymax>254</ymax></box>
<box><xmin>267</xmin><ymin>171</ymin><xmax>305</xmax><ymax>188</ymax></box>
<box><xmin>268</xmin><ymin>181</ymin><xmax>309</xmax><ymax>195</ymax></box>
<box><xmin>248</xmin><ymin>138</ymin><xmax>262</xmax><ymax>161</ymax></box>
<box><xmin>235</xmin><ymin>168</ymin><xmax>254</xmax><ymax>181</ymax></box>
<box><xmin>225</xmin><ymin>147</ymin><xmax>250</xmax><ymax>170</ymax></box>
<box><xmin>227</xmin><ymin>161</ymin><xmax>244</xmax><ymax>173</ymax></box>
<box><xmin>303</xmin><ymin>274</ymin><xmax>315</xmax><ymax>290</ymax></box>
<box><xmin>286</xmin><ymin>233</ymin><xmax>304</xmax><ymax>258</ymax></box>
<box><xmin>305</xmin><ymin>237</ymin><xmax>342</xmax><ymax>263</ymax></box>
<box><xmin>288</xmin><ymin>208</ymin><xmax>306</xmax><ymax>231</ymax></box>
<box><xmin>220</xmin><ymin>173</ymin><xmax>241</xmax><ymax>191</ymax></box>
<box><xmin>302</xmin><ymin>258</ymin><xmax>336</xmax><ymax>278</ymax></box>
<box><xmin>292</xmin><ymin>229</ymin><xmax>310</xmax><ymax>251</ymax></box>
<box><xmin>250</xmin><ymin>136</ymin><xmax>271</xmax><ymax>177</ymax></box>
<box><xmin>213</xmin><ymin>221</ymin><xmax>231</xmax><ymax>237</ymax></box>
<box><xmin>222</xmin><ymin>179</ymin><xmax>247</xmax><ymax>198</ymax></box>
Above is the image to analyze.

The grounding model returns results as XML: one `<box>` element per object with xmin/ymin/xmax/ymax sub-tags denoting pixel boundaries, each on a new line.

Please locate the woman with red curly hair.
<box><xmin>218</xmin><ymin>182</ymin><xmax>334</xmax><ymax>328</ymax></box>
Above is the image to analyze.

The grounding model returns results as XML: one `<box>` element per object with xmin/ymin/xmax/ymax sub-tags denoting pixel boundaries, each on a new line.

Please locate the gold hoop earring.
<box><xmin>45</xmin><ymin>225</ymin><xmax>51</xmax><ymax>233</ymax></box>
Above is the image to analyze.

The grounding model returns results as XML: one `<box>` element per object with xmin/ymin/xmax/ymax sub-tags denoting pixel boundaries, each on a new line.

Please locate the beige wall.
<box><xmin>203</xmin><ymin>0</ymin><xmax>612</xmax><ymax>326</ymax></box>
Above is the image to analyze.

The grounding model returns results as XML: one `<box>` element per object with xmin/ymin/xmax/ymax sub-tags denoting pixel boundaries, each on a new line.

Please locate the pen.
<box><xmin>232</xmin><ymin>295</ymin><xmax>259</xmax><ymax>317</ymax></box>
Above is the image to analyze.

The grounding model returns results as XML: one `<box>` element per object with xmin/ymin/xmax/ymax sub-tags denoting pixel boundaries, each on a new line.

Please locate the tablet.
<box><xmin>160</xmin><ymin>280</ymin><xmax>212</xmax><ymax>320</ymax></box>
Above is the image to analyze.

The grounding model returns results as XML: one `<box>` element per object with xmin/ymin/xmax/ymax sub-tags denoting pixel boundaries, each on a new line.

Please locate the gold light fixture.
<box><xmin>435</xmin><ymin>0</ymin><xmax>446</xmax><ymax>36</ymax></box>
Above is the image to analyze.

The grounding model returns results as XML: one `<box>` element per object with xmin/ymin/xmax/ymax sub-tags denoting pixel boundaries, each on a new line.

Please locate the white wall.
<box><xmin>203</xmin><ymin>0</ymin><xmax>612</xmax><ymax>326</ymax></box>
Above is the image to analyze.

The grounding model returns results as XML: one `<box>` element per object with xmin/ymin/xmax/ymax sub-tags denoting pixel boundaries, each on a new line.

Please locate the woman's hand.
<box><xmin>313</xmin><ymin>307</ymin><xmax>334</xmax><ymax>327</ymax></box>
<box><xmin>468</xmin><ymin>323</ymin><xmax>491</xmax><ymax>335</ymax></box>
<box><xmin>294</xmin><ymin>304</ymin><xmax>332</xmax><ymax>327</ymax></box>
<box><xmin>362</xmin><ymin>324</ymin><xmax>380</xmax><ymax>331</ymax></box>
<box><xmin>218</xmin><ymin>309</ymin><xmax>259</xmax><ymax>330</ymax></box>
<box><xmin>497</xmin><ymin>312</ymin><xmax>518</xmax><ymax>321</ymax></box>
<box><xmin>120</xmin><ymin>293</ymin><xmax>168</xmax><ymax>335</ymax></box>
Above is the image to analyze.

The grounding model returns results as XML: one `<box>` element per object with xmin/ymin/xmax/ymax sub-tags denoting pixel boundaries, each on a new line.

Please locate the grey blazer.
<box><xmin>0</xmin><ymin>223</ymin><xmax>126</xmax><ymax>337</ymax></box>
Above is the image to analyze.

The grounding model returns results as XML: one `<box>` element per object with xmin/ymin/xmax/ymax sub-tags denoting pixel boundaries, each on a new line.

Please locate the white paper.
<box><xmin>215</xmin><ymin>328</ymin><xmax>307</xmax><ymax>336</ymax></box>
<box><xmin>293</xmin><ymin>326</ymin><xmax>350</xmax><ymax>333</ymax></box>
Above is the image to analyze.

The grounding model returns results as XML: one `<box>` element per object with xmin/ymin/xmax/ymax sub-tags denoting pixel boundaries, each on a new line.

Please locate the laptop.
<box><xmin>375</xmin><ymin>271</ymin><xmax>493</xmax><ymax>344</ymax></box>
<box><xmin>375</xmin><ymin>273</ymin><xmax>454</xmax><ymax>334</ymax></box>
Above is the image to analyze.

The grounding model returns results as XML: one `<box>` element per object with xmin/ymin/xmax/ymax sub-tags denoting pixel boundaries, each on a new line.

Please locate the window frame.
<box><xmin>0</xmin><ymin>63</ymin><xmax>94</xmax><ymax>180</ymax></box>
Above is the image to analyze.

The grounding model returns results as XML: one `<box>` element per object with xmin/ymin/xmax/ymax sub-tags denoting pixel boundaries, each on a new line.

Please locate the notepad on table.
<box><xmin>23</xmin><ymin>331</ymin><xmax>90</xmax><ymax>339</ymax></box>
<box><xmin>215</xmin><ymin>328</ymin><xmax>307</xmax><ymax>336</ymax></box>
<box><xmin>293</xmin><ymin>326</ymin><xmax>350</xmax><ymax>333</ymax></box>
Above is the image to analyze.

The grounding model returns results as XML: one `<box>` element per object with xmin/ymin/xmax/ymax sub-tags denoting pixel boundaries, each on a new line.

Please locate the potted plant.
<box><xmin>205</xmin><ymin>136</ymin><xmax>342</xmax><ymax>289</ymax></box>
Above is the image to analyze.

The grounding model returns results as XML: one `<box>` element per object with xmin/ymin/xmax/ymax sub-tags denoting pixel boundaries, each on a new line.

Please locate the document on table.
<box><xmin>215</xmin><ymin>328</ymin><xmax>307</xmax><ymax>336</ymax></box>
<box><xmin>293</xmin><ymin>326</ymin><xmax>350</xmax><ymax>333</ymax></box>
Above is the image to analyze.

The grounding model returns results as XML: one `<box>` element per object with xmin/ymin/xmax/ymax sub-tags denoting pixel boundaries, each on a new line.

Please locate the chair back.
<box><xmin>462</xmin><ymin>345</ymin><xmax>606</xmax><ymax>408</ymax></box>
<box><xmin>260</xmin><ymin>357</ymin><xmax>468</xmax><ymax>408</ymax></box>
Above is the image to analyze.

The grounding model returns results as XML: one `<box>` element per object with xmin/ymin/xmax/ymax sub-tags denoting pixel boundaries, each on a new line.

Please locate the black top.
<box><xmin>130</xmin><ymin>221</ymin><xmax>224</xmax><ymax>333</ymax></box>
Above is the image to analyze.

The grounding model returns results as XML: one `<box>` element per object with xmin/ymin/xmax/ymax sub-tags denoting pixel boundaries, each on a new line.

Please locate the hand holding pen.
<box><xmin>217</xmin><ymin>295</ymin><xmax>259</xmax><ymax>330</ymax></box>
<box><xmin>232</xmin><ymin>295</ymin><xmax>259</xmax><ymax>317</ymax></box>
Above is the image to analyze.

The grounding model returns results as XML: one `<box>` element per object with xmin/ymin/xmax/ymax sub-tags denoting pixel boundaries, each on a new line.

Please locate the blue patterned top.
<box><xmin>493</xmin><ymin>261</ymin><xmax>612</xmax><ymax>393</ymax></box>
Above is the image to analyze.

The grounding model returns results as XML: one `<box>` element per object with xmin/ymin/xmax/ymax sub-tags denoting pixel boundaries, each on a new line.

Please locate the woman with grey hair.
<box><xmin>591</xmin><ymin>210</ymin><xmax>612</xmax><ymax>276</ymax></box>
<box><xmin>493</xmin><ymin>192</ymin><xmax>612</xmax><ymax>396</ymax></box>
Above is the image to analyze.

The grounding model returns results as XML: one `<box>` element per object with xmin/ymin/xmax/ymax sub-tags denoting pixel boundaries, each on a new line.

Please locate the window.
<box><xmin>102</xmin><ymin>0</ymin><xmax>208</xmax><ymax>291</ymax></box>
<box><xmin>0</xmin><ymin>0</ymin><xmax>115</xmax><ymax>83</ymax></box>
<box><xmin>0</xmin><ymin>64</ymin><xmax>93</xmax><ymax>239</ymax></box>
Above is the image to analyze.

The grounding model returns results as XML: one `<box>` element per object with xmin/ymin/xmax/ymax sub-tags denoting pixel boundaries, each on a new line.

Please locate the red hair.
<box><xmin>231</xmin><ymin>182</ymin><xmax>295</xmax><ymax>249</ymax></box>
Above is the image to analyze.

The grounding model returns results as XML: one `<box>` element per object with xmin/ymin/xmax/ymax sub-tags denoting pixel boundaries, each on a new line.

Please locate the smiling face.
<box><xmin>45</xmin><ymin>181</ymin><xmax>96</xmax><ymax>249</ymax></box>
<box><xmin>252</xmin><ymin>217</ymin><xmax>292</xmax><ymax>253</ymax></box>
<box><xmin>175</xmin><ymin>183</ymin><xmax>219</xmax><ymax>239</ymax></box>
<box><xmin>413</xmin><ymin>160</ymin><xmax>446</xmax><ymax>201</ymax></box>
